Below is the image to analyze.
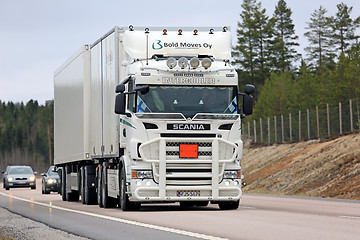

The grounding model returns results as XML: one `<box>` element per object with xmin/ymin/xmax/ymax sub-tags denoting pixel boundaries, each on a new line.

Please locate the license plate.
<box><xmin>177</xmin><ymin>190</ymin><xmax>200</xmax><ymax>197</ymax></box>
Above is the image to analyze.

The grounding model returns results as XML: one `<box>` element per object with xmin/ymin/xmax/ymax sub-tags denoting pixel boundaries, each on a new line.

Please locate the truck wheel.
<box><xmin>218</xmin><ymin>200</ymin><xmax>240</xmax><ymax>210</ymax></box>
<box><xmin>97</xmin><ymin>164</ymin><xmax>103</xmax><ymax>208</ymax></box>
<box><xmin>84</xmin><ymin>165</ymin><xmax>97</xmax><ymax>205</ymax></box>
<box><xmin>119</xmin><ymin>167</ymin><xmax>140</xmax><ymax>211</ymax></box>
<box><xmin>102</xmin><ymin>164</ymin><xmax>117</xmax><ymax>208</ymax></box>
<box><xmin>65</xmin><ymin>165</ymin><xmax>79</xmax><ymax>202</ymax></box>
<box><xmin>80</xmin><ymin>167</ymin><xmax>85</xmax><ymax>204</ymax></box>
<box><xmin>61</xmin><ymin>168</ymin><xmax>67</xmax><ymax>201</ymax></box>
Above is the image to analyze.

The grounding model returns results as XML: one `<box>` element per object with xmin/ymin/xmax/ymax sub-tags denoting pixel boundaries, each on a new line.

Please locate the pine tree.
<box><xmin>304</xmin><ymin>6</ymin><xmax>335</xmax><ymax>70</ymax></box>
<box><xmin>270</xmin><ymin>0</ymin><xmax>300</xmax><ymax>72</ymax></box>
<box><xmin>233</xmin><ymin>0</ymin><xmax>272</xmax><ymax>89</ymax></box>
<box><xmin>330</xmin><ymin>3</ymin><xmax>360</xmax><ymax>55</ymax></box>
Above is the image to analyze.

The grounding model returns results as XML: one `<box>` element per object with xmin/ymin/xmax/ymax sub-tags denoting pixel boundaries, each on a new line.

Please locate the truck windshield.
<box><xmin>137</xmin><ymin>86</ymin><xmax>238</xmax><ymax>117</ymax></box>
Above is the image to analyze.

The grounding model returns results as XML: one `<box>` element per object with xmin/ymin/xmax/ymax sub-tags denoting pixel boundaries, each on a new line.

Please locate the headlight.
<box><xmin>29</xmin><ymin>176</ymin><xmax>35</xmax><ymax>182</ymax></box>
<box><xmin>223</xmin><ymin>170</ymin><xmax>240</xmax><ymax>179</ymax></box>
<box><xmin>7</xmin><ymin>177</ymin><xmax>13</xmax><ymax>182</ymax></box>
<box><xmin>132</xmin><ymin>170</ymin><xmax>153</xmax><ymax>179</ymax></box>
<box><xmin>47</xmin><ymin>179</ymin><xmax>56</xmax><ymax>184</ymax></box>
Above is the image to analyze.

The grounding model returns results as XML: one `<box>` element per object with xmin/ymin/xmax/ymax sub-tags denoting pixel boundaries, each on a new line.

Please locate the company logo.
<box><xmin>152</xmin><ymin>40</ymin><xmax>163</xmax><ymax>50</ymax></box>
<box><xmin>167</xmin><ymin>123</ymin><xmax>210</xmax><ymax>130</ymax></box>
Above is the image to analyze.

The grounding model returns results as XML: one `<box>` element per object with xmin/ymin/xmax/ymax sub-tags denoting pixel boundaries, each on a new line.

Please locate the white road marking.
<box><xmin>0</xmin><ymin>192</ymin><xmax>227</xmax><ymax>240</ymax></box>
<box><xmin>339</xmin><ymin>215</ymin><xmax>360</xmax><ymax>220</ymax></box>
<box><xmin>240</xmin><ymin>206</ymin><xmax>256</xmax><ymax>209</ymax></box>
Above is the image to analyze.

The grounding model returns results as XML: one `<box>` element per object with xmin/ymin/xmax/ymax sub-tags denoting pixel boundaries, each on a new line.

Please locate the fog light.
<box><xmin>201</xmin><ymin>58</ymin><xmax>212</xmax><ymax>69</ymax></box>
<box><xmin>178</xmin><ymin>57</ymin><xmax>188</xmax><ymax>69</ymax></box>
<box><xmin>145</xmin><ymin>181</ymin><xmax>151</xmax><ymax>186</ymax></box>
<box><xmin>225</xmin><ymin>180</ymin><xmax>231</xmax><ymax>186</ymax></box>
<box><xmin>166</xmin><ymin>57</ymin><xmax>177</xmax><ymax>69</ymax></box>
<box><xmin>190</xmin><ymin>57</ymin><xmax>200</xmax><ymax>69</ymax></box>
<box><xmin>234</xmin><ymin>180</ymin><xmax>239</xmax><ymax>186</ymax></box>
<box><xmin>136</xmin><ymin>181</ymin><xmax>141</xmax><ymax>186</ymax></box>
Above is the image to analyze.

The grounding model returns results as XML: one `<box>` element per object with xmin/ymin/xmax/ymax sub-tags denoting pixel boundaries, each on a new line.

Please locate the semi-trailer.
<box><xmin>54</xmin><ymin>26</ymin><xmax>254</xmax><ymax>210</ymax></box>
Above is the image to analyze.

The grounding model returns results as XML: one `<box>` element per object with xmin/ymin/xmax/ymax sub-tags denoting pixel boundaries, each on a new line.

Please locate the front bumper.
<box><xmin>130</xmin><ymin>178</ymin><xmax>242</xmax><ymax>202</ymax></box>
<box><xmin>8</xmin><ymin>181</ymin><xmax>35</xmax><ymax>188</ymax></box>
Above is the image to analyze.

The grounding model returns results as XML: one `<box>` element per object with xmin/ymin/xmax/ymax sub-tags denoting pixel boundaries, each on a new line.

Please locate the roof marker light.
<box><xmin>163</xmin><ymin>29</ymin><xmax>167</xmax><ymax>35</ymax></box>
<box><xmin>129</xmin><ymin>25</ymin><xmax>134</xmax><ymax>31</ymax></box>
<box><xmin>145</xmin><ymin>28</ymin><xmax>149</xmax><ymax>34</ymax></box>
<box><xmin>178</xmin><ymin>57</ymin><xmax>188</xmax><ymax>69</ymax></box>
<box><xmin>209</xmin><ymin>28</ymin><xmax>214</xmax><ymax>34</ymax></box>
<box><xmin>223</xmin><ymin>26</ymin><xmax>228</xmax><ymax>32</ymax></box>
<box><xmin>193</xmin><ymin>29</ymin><xmax>198</xmax><ymax>35</ymax></box>
<box><xmin>178</xmin><ymin>29</ymin><xmax>183</xmax><ymax>35</ymax></box>
<box><xmin>166</xmin><ymin>57</ymin><xmax>177</xmax><ymax>69</ymax></box>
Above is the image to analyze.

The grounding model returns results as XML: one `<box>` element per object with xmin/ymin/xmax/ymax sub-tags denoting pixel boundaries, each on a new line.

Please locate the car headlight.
<box><xmin>7</xmin><ymin>177</ymin><xmax>13</xmax><ymax>182</ymax></box>
<box><xmin>47</xmin><ymin>179</ymin><xmax>56</xmax><ymax>184</ymax></box>
<box><xmin>223</xmin><ymin>170</ymin><xmax>240</xmax><ymax>179</ymax></box>
<box><xmin>29</xmin><ymin>176</ymin><xmax>35</xmax><ymax>182</ymax></box>
<box><xmin>132</xmin><ymin>170</ymin><xmax>153</xmax><ymax>179</ymax></box>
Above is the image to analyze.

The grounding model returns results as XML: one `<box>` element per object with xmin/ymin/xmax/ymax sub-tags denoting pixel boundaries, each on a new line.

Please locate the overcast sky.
<box><xmin>1</xmin><ymin>0</ymin><xmax>359</xmax><ymax>105</ymax></box>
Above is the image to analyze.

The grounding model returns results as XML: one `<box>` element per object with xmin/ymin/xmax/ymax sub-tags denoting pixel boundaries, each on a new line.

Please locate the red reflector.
<box><xmin>179</xmin><ymin>144</ymin><xmax>198</xmax><ymax>158</ymax></box>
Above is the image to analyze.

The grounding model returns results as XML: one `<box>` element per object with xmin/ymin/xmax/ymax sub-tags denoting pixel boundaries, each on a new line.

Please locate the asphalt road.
<box><xmin>0</xmin><ymin>179</ymin><xmax>360</xmax><ymax>240</ymax></box>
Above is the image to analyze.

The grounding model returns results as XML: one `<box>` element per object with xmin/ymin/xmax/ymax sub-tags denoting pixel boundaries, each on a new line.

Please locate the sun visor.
<box><xmin>123</xmin><ymin>27</ymin><xmax>232</xmax><ymax>60</ymax></box>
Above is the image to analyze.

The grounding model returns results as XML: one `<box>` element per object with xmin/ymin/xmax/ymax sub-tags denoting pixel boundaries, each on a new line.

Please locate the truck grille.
<box><xmin>139</xmin><ymin>137</ymin><xmax>237</xmax><ymax>186</ymax></box>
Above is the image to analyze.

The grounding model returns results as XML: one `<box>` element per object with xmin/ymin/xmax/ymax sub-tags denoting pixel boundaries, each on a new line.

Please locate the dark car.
<box><xmin>3</xmin><ymin>166</ymin><xmax>36</xmax><ymax>190</ymax></box>
<box><xmin>2</xmin><ymin>166</ymin><xmax>10</xmax><ymax>188</ymax></box>
<box><xmin>41</xmin><ymin>166</ymin><xmax>60</xmax><ymax>194</ymax></box>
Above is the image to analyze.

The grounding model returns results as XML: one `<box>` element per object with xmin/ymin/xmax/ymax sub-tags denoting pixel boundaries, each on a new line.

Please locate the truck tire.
<box><xmin>102</xmin><ymin>163</ymin><xmax>117</xmax><ymax>208</ymax></box>
<box><xmin>80</xmin><ymin>167</ymin><xmax>85</xmax><ymax>204</ymax></box>
<box><xmin>84</xmin><ymin>165</ymin><xmax>97</xmax><ymax>205</ymax></box>
<box><xmin>218</xmin><ymin>200</ymin><xmax>240</xmax><ymax>210</ymax></box>
<box><xmin>97</xmin><ymin>164</ymin><xmax>103</xmax><ymax>208</ymax></box>
<box><xmin>65</xmin><ymin>165</ymin><xmax>79</xmax><ymax>202</ymax></box>
<box><xmin>119</xmin><ymin>167</ymin><xmax>140</xmax><ymax>211</ymax></box>
<box><xmin>61</xmin><ymin>168</ymin><xmax>67</xmax><ymax>201</ymax></box>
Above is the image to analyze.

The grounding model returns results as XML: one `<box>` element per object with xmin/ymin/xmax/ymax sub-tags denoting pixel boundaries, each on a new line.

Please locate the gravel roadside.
<box><xmin>0</xmin><ymin>207</ymin><xmax>89</xmax><ymax>240</ymax></box>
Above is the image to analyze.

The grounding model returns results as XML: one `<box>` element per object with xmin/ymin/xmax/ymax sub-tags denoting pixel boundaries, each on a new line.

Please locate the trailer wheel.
<box><xmin>218</xmin><ymin>200</ymin><xmax>240</xmax><ymax>210</ymax></box>
<box><xmin>102</xmin><ymin>163</ymin><xmax>117</xmax><ymax>208</ymax></box>
<box><xmin>65</xmin><ymin>165</ymin><xmax>79</xmax><ymax>202</ymax></box>
<box><xmin>97</xmin><ymin>164</ymin><xmax>103</xmax><ymax>208</ymax></box>
<box><xmin>84</xmin><ymin>165</ymin><xmax>97</xmax><ymax>205</ymax></box>
<box><xmin>119</xmin><ymin>167</ymin><xmax>140</xmax><ymax>211</ymax></box>
<box><xmin>80</xmin><ymin>167</ymin><xmax>85</xmax><ymax>204</ymax></box>
<box><xmin>61</xmin><ymin>167</ymin><xmax>67</xmax><ymax>201</ymax></box>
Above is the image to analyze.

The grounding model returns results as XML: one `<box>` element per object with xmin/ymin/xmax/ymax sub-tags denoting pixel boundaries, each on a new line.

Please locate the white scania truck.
<box><xmin>54</xmin><ymin>26</ymin><xmax>254</xmax><ymax>210</ymax></box>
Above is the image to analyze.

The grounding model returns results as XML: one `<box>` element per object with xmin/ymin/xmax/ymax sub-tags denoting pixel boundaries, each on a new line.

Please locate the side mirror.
<box><xmin>133</xmin><ymin>85</ymin><xmax>149</xmax><ymax>95</ymax></box>
<box><xmin>115</xmin><ymin>93</ymin><xmax>126</xmax><ymax>114</ymax></box>
<box><xmin>115</xmin><ymin>84</ymin><xmax>125</xmax><ymax>93</ymax></box>
<box><xmin>41</xmin><ymin>173</ymin><xmax>46</xmax><ymax>177</ymax></box>
<box><xmin>243</xmin><ymin>94</ymin><xmax>254</xmax><ymax>115</ymax></box>
<box><xmin>245</xmin><ymin>84</ymin><xmax>255</xmax><ymax>94</ymax></box>
<box><xmin>34</xmin><ymin>171</ymin><xmax>38</xmax><ymax>175</ymax></box>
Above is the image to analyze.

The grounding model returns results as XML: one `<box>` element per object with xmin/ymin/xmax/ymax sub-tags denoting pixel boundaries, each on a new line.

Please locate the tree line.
<box><xmin>0</xmin><ymin>100</ymin><xmax>53</xmax><ymax>172</ymax></box>
<box><xmin>233</xmin><ymin>0</ymin><xmax>360</xmax><ymax>122</ymax></box>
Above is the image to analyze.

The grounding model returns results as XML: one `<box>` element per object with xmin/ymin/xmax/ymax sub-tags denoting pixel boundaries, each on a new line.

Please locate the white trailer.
<box><xmin>54</xmin><ymin>26</ymin><xmax>254</xmax><ymax>210</ymax></box>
